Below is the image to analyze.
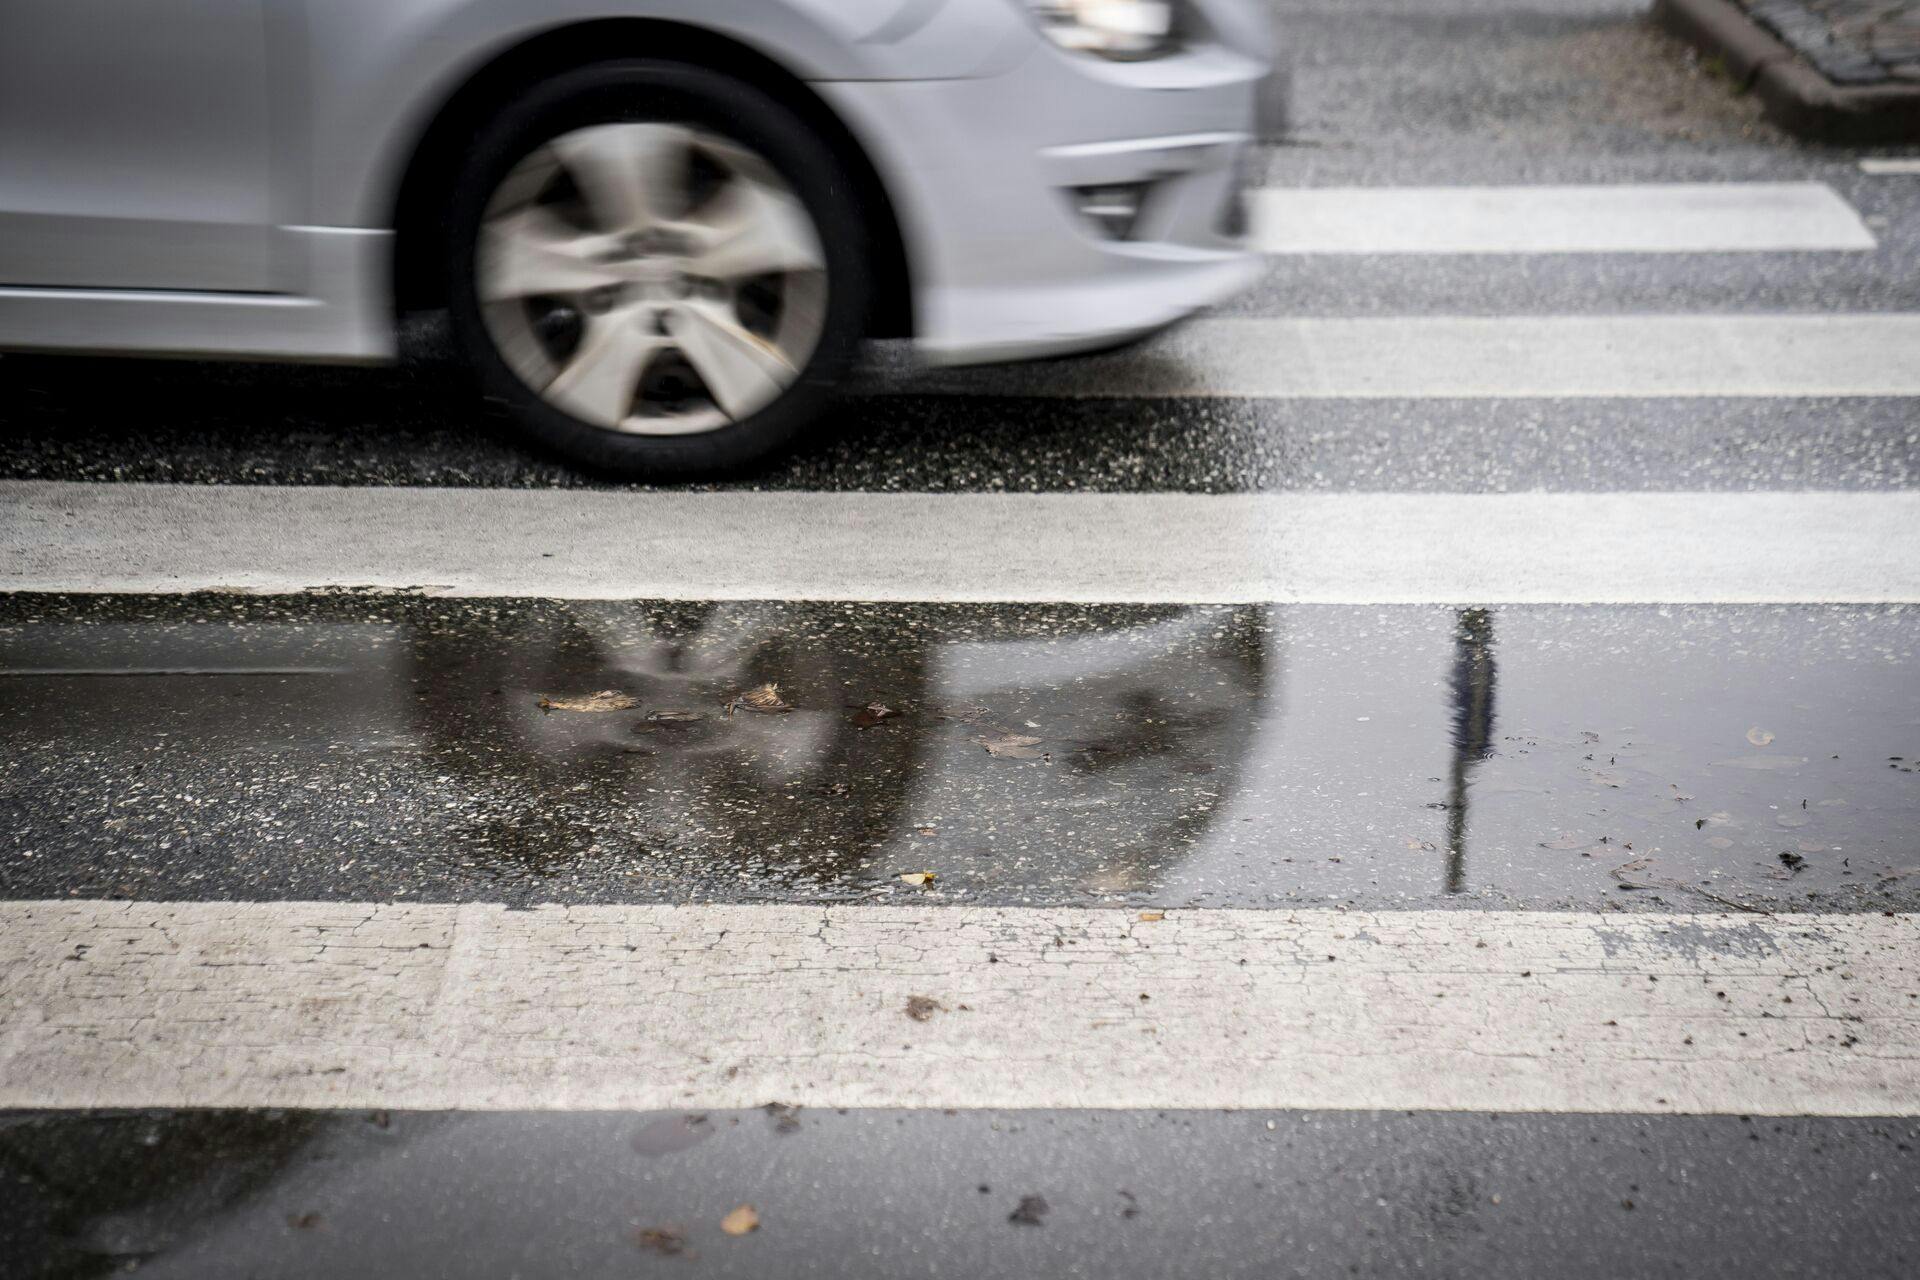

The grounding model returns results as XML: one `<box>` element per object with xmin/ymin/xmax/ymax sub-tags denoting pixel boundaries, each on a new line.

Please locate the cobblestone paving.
<box><xmin>1741</xmin><ymin>0</ymin><xmax>1920</xmax><ymax>84</ymax></box>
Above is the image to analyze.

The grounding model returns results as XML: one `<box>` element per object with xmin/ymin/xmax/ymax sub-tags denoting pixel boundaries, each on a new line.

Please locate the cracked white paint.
<box><xmin>1</xmin><ymin>902</ymin><xmax>1915</xmax><ymax>1115</ymax></box>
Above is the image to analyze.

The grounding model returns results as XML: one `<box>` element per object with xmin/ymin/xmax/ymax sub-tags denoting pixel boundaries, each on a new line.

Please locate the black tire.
<box><xmin>445</xmin><ymin>61</ymin><xmax>871</xmax><ymax>477</ymax></box>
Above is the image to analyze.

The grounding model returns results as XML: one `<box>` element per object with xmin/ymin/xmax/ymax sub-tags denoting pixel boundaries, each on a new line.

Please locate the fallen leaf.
<box><xmin>720</xmin><ymin>1205</ymin><xmax>759</xmax><ymax>1237</ymax></box>
<box><xmin>905</xmin><ymin>995</ymin><xmax>945</xmax><ymax>1021</ymax></box>
<box><xmin>286</xmin><ymin>1212</ymin><xmax>323</xmax><ymax>1230</ymax></box>
<box><xmin>1610</xmin><ymin>857</ymin><xmax>1769</xmax><ymax>914</ymax></box>
<box><xmin>729</xmin><ymin>682</ymin><xmax>791</xmax><ymax>715</ymax></box>
<box><xmin>1008</xmin><ymin>1195</ymin><xmax>1050</xmax><ymax>1227</ymax></box>
<box><xmin>1746</xmin><ymin>727</ymin><xmax>1775</xmax><ymax>747</ymax></box>
<box><xmin>977</xmin><ymin>732</ymin><xmax>1044</xmax><ymax>759</ymax></box>
<box><xmin>538</xmin><ymin>690</ymin><xmax>636</xmax><ymax>712</ymax></box>
<box><xmin>852</xmin><ymin>702</ymin><xmax>903</xmax><ymax>728</ymax></box>
<box><xmin>1137</xmin><ymin>911</ymin><xmax>1165</xmax><ymax>922</ymax></box>
<box><xmin>898</xmin><ymin>872</ymin><xmax>936</xmax><ymax>887</ymax></box>
<box><xmin>645</xmin><ymin>709</ymin><xmax>705</xmax><ymax>724</ymax></box>
<box><xmin>1609</xmin><ymin>858</ymin><xmax>1655</xmax><ymax>887</ymax></box>
<box><xmin>636</xmin><ymin>1227</ymin><xmax>687</xmax><ymax>1256</ymax></box>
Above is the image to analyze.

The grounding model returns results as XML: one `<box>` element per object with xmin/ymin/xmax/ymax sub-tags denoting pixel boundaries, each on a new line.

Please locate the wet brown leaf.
<box><xmin>905</xmin><ymin>995</ymin><xmax>945</xmax><ymax>1021</ymax></box>
<box><xmin>1610</xmin><ymin>857</ymin><xmax>1770</xmax><ymax>913</ymax></box>
<box><xmin>852</xmin><ymin>702</ymin><xmax>903</xmax><ymax>728</ymax></box>
<box><xmin>898</xmin><ymin>871</ymin><xmax>936</xmax><ymax>887</ymax></box>
<box><xmin>720</xmin><ymin>1204</ymin><xmax>759</xmax><ymax>1237</ymax></box>
<box><xmin>1746</xmin><ymin>727</ymin><xmax>1776</xmax><ymax>747</ymax></box>
<box><xmin>1609</xmin><ymin>858</ymin><xmax>1656</xmax><ymax>887</ymax></box>
<box><xmin>286</xmin><ymin>1212</ymin><xmax>323</xmax><ymax>1230</ymax></box>
<box><xmin>977</xmin><ymin>732</ymin><xmax>1045</xmax><ymax>759</ymax></box>
<box><xmin>636</xmin><ymin>1226</ymin><xmax>687</xmax><ymax>1256</ymax></box>
<box><xmin>538</xmin><ymin>690</ymin><xmax>636</xmax><ymax>712</ymax></box>
<box><xmin>1008</xmin><ymin>1195</ymin><xmax>1050</xmax><ymax>1226</ymax></box>
<box><xmin>730</xmin><ymin>683</ymin><xmax>791</xmax><ymax>715</ymax></box>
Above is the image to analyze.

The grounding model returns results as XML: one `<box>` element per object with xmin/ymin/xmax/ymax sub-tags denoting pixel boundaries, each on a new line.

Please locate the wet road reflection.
<box><xmin>9</xmin><ymin>1107</ymin><xmax>1918</xmax><ymax>1280</ymax></box>
<box><xmin>0</xmin><ymin>595</ymin><xmax>1915</xmax><ymax>911</ymax></box>
<box><xmin>1444</xmin><ymin>608</ymin><xmax>1498</xmax><ymax>894</ymax></box>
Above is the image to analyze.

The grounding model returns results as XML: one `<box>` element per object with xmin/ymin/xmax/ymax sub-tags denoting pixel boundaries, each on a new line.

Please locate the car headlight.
<box><xmin>1026</xmin><ymin>0</ymin><xmax>1179</xmax><ymax>61</ymax></box>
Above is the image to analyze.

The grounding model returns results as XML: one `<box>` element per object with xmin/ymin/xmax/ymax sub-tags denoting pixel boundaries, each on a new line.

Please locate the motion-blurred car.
<box><xmin>0</xmin><ymin>1</ymin><xmax>1270</xmax><ymax>474</ymax></box>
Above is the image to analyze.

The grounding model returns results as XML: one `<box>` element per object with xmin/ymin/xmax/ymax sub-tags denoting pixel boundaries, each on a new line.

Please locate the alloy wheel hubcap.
<box><xmin>477</xmin><ymin>123</ymin><xmax>828</xmax><ymax>435</ymax></box>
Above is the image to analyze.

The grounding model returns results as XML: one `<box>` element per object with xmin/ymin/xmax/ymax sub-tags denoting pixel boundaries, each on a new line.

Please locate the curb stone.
<box><xmin>1654</xmin><ymin>0</ymin><xmax>1920</xmax><ymax>142</ymax></box>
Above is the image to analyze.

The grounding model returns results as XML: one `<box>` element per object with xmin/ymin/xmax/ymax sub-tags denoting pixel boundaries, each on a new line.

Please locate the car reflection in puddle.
<box><xmin>400</xmin><ymin>600</ymin><xmax>1271</xmax><ymax>897</ymax></box>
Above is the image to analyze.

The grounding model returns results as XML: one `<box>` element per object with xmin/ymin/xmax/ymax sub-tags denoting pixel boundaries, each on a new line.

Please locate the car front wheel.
<box><xmin>446</xmin><ymin>61</ymin><xmax>871</xmax><ymax>476</ymax></box>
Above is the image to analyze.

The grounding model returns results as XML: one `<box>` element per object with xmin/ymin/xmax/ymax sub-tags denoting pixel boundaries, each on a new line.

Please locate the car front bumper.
<box><xmin>819</xmin><ymin>16</ymin><xmax>1272</xmax><ymax>365</ymax></box>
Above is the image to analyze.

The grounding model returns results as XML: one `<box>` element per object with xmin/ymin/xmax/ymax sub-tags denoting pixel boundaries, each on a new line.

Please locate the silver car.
<box><xmin>0</xmin><ymin>1</ymin><xmax>1269</xmax><ymax>474</ymax></box>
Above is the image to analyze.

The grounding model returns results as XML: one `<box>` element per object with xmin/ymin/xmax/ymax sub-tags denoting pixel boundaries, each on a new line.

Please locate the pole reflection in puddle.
<box><xmin>1443</xmin><ymin>608</ymin><xmax>1498</xmax><ymax>894</ymax></box>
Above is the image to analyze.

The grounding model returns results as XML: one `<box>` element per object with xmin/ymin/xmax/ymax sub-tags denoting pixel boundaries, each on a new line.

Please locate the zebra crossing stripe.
<box><xmin>6</xmin><ymin>482</ymin><xmax>1918</xmax><ymax>604</ymax></box>
<box><xmin>1249</xmin><ymin>183</ymin><xmax>1876</xmax><ymax>254</ymax></box>
<box><xmin>890</xmin><ymin>314</ymin><xmax>1920</xmax><ymax>399</ymax></box>
<box><xmin>2</xmin><ymin>900</ymin><xmax>1913</xmax><ymax>1115</ymax></box>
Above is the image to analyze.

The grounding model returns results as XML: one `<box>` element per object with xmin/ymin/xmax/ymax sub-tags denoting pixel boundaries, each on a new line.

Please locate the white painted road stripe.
<box><xmin>7</xmin><ymin>482</ymin><xmax>1919</xmax><ymax>605</ymax></box>
<box><xmin>1860</xmin><ymin>158</ymin><xmax>1920</xmax><ymax>175</ymax></box>
<box><xmin>890</xmin><ymin>314</ymin><xmax>1920</xmax><ymax>399</ymax></box>
<box><xmin>1250</xmin><ymin>183</ymin><xmax>1876</xmax><ymax>254</ymax></box>
<box><xmin>2</xmin><ymin>901</ymin><xmax>1912</xmax><ymax>1115</ymax></box>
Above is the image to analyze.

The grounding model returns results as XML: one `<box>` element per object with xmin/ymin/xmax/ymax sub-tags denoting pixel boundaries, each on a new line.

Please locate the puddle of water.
<box><xmin>0</xmin><ymin>595</ymin><xmax>1915</xmax><ymax>910</ymax></box>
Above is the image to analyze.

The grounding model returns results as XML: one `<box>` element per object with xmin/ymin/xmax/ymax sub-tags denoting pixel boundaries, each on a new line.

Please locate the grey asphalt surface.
<box><xmin>4</xmin><ymin>1107</ymin><xmax>1917</xmax><ymax>1280</ymax></box>
<box><xmin>5</xmin><ymin>352</ymin><xmax>1920</xmax><ymax>491</ymax></box>
<box><xmin>4</xmin><ymin>1</ymin><xmax>1920</xmax><ymax>1276</ymax></box>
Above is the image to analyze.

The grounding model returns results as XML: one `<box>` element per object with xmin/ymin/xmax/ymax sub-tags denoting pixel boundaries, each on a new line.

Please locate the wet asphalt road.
<box><xmin>5</xmin><ymin>0</ymin><xmax>1920</xmax><ymax>1276</ymax></box>
<box><xmin>7</xmin><ymin>1108</ymin><xmax>1919</xmax><ymax>1280</ymax></box>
